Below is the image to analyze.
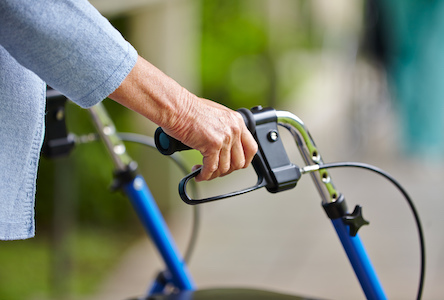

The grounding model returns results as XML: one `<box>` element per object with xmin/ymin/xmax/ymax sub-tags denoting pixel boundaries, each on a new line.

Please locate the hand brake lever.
<box><xmin>177</xmin><ymin>167</ymin><xmax>267</xmax><ymax>205</ymax></box>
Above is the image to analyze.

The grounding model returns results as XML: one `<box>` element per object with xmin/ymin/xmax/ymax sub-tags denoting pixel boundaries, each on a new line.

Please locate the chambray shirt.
<box><xmin>0</xmin><ymin>0</ymin><xmax>138</xmax><ymax>240</ymax></box>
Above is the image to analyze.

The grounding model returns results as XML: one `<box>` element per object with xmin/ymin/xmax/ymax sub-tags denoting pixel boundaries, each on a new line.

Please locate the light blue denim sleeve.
<box><xmin>0</xmin><ymin>0</ymin><xmax>138</xmax><ymax>240</ymax></box>
<box><xmin>0</xmin><ymin>0</ymin><xmax>138</xmax><ymax>108</ymax></box>
<box><xmin>0</xmin><ymin>47</ymin><xmax>46</xmax><ymax>240</ymax></box>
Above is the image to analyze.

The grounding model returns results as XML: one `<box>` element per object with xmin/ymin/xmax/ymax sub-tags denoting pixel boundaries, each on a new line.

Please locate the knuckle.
<box><xmin>209</xmin><ymin>136</ymin><xmax>224</xmax><ymax>150</ymax></box>
<box><xmin>220</xmin><ymin>162</ymin><xmax>231</xmax><ymax>174</ymax></box>
<box><xmin>238</xmin><ymin>159</ymin><xmax>248</xmax><ymax>169</ymax></box>
<box><xmin>250</xmin><ymin>140</ymin><xmax>258</xmax><ymax>152</ymax></box>
<box><xmin>231</xmin><ymin>123</ymin><xmax>242</xmax><ymax>136</ymax></box>
<box><xmin>246</xmin><ymin>141</ymin><xmax>258</xmax><ymax>157</ymax></box>
<box><xmin>232</xmin><ymin>158</ymin><xmax>246</xmax><ymax>170</ymax></box>
<box><xmin>207</xmin><ymin>163</ymin><xmax>218</xmax><ymax>174</ymax></box>
<box><xmin>242</xmin><ymin>159</ymin><xmax>251</xmax><ymax>169</ymax></box>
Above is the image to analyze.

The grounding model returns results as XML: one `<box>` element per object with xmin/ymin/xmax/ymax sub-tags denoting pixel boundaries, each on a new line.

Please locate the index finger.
<box><xmin>195</xmin><ymin>152</ymin><xmax>219</xmax><ymax>182</ymax></box>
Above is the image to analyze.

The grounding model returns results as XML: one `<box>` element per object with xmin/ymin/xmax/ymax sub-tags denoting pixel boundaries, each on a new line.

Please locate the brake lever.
<box><xmin>178</xmin><ymin>167</ymin><xmax>267</xmax><ymax>205</ymax></box>
<box><xmin>155</xmin><ymin>106</ymin><xmax>301</xmax><ymax>205</ymax></box>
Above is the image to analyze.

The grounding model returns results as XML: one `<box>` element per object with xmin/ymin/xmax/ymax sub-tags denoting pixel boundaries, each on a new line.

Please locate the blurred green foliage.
<box><xmin>0</xmin><ymin>228</ymin><xmax>136</xmax><ymax>300</ymax></box>
<box><xmin>201</xmin><ymin>0</ymin><xmax>270</xmax><ymax>108</ymax></box>
<box><xmin>200</xmin><ymin>0</ymin><xmax>322</xmax><ymax>109</ymax></box>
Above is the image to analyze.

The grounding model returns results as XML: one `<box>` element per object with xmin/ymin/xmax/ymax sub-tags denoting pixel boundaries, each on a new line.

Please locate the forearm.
<box><xmin>108</xmin><ymin>56</ymin><xmax>188</xmax><ymax>131</ymax></box>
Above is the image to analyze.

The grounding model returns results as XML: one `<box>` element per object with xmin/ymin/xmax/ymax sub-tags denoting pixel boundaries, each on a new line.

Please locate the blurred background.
<box><xmin>2</xmin><ymin>0</ymin><xmax>444</xmax><ymax>299</ymax></box>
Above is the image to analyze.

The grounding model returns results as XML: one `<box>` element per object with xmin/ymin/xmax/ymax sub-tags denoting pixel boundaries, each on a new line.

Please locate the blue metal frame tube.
<box><xmin>123</xmin><ymin>175</ymin><xmax>196</xmax><ymax>292</ymax></box>
<box><xmin>332</xmin><ymin>218</ymin><xmax>387</xmax><ymax>300</ymax></box>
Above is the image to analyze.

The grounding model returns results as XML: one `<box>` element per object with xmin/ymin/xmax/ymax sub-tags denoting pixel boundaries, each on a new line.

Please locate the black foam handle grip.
<box><xmin>236</xmin><ymin>108</ymin><xmax>256</xmax><ymax>135</ymax></box>
<box><xmin>154</xmin><ymin>127</ymin><xmax>191</xmax><ymax>155</ymax></box>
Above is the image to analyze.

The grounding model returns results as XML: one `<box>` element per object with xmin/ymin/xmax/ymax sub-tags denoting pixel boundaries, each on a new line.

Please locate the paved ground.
<box><xmin>86</xmin><ymin>115</ymin><xmax>444</xmax><ymax>300</ymax></box>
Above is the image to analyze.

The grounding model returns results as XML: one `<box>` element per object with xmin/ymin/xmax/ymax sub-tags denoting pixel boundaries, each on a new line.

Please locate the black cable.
<box><xmin>117</xmin><ymin>132</ymin><xmax>200</xmax><ymax>264</ymax></box>
<box><xmin>316</xmin><ymin>162</ymin><xmax>425</xmax><ymax>300</ymax></box>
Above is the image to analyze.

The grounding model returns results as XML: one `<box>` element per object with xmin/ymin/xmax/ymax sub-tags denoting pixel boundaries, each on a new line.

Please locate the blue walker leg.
<box><xmin>332</xmin><ymin>218</ymin><xmax>387</xmax><ymax>300</ymax></box>
<box><xmin>123</xmin><ymin>175</ymin><xmax>196</xmax><ymax>293</ymax></box>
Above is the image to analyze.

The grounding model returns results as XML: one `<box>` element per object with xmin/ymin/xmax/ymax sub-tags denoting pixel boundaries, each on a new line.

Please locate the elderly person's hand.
<box><xmin>109</xmin><ymin>56</ymin><xmax>258</xmax><ymax>181</ymax></box>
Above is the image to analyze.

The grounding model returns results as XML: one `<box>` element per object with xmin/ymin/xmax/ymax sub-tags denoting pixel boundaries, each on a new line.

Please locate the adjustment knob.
<box><xmin>342</xmin><ymin>205</ymin><xmax>369</xmax><ymax>237</ymax></box>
